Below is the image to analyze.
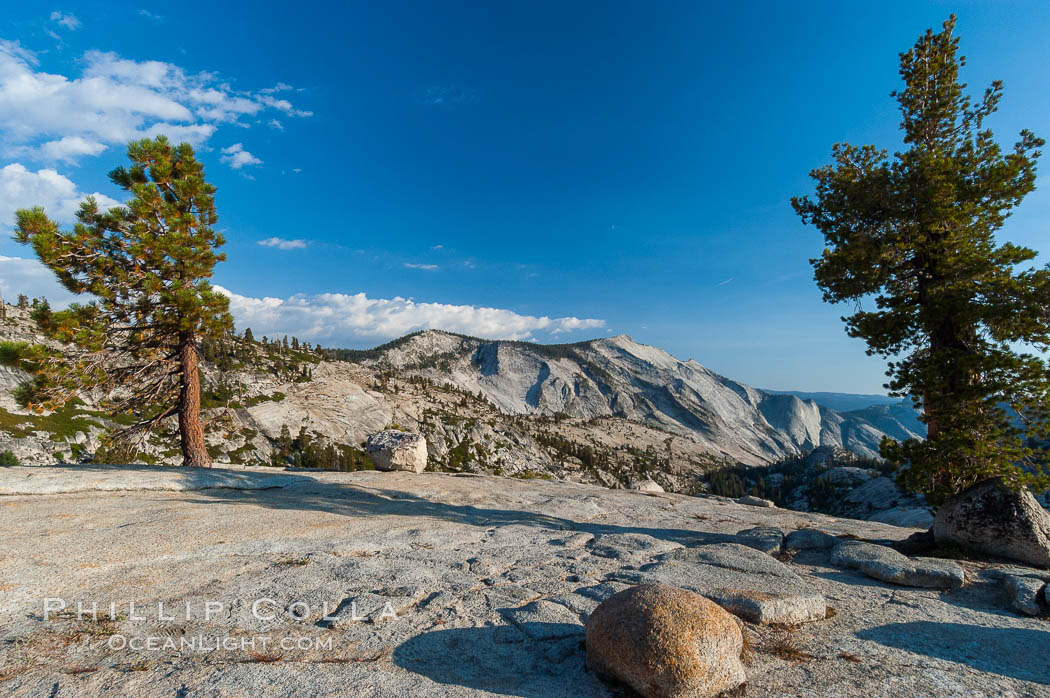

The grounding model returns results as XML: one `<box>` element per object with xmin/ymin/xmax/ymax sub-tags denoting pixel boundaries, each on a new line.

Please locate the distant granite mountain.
<box><xmin>761</xmin><ymin>390</ymin><xmax>903</xmax><ymax>413</ymax></box>
<box><xmin>355</xmin><ymin>330</ymin><xmax>925</xmax><ymax>463</ymax></box>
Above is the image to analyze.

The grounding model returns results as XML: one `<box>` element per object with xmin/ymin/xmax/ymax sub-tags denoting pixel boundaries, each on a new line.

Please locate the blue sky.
<box><xmin>2</xmin><ymin>2</ymin><xmax>1049</xmax><ymax>394</ymax></box>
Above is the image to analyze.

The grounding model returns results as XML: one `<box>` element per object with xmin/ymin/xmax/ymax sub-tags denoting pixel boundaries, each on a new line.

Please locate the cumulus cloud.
<box><xmin>220</xmin><ymin>143</ymin><xmax>262</xmax><ymax>169</ymax></box>
<box><xmin>0</xmin><ymin>163</ymin><xmax>121</xmax><ymax>226</ymax></box>
<box><xmin>214</xmin><ymin>286</ymin><xmax>605</xmax><ymax>344</ymax></box>
<box><xmin>258</xmin><ymin>236</ymin><xmax>306</xmax><ymax>250</ymax></box>
<box><xmin>403</xmin><ymin>262</ymin><xmax>439</xmax><ymax>271</ymax></box>
<box><xmin>50</xmin><ymin>11</ymin><xmax>81</xmax><ymax>30</ymax></box>
<box><xmin>32</xmin><ymin>136</ymin><xmax>107</xmax><ymax>163</ymax></box>
<box><xmin>0</xmin><ymin>40</ymin><xmax>310</xmax><ymax>164</ymax></box>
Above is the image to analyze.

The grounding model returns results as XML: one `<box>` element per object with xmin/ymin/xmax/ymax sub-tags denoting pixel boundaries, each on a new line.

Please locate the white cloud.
<box><xmin>138</xmin><ymin>9</ymin><xmax>164</xmax><ymax>22</ymax></box>
<box><xmin>0</xmin><ymin>41</ymin><xmax>311</xmax><ymax>164</ymax></box>
<box><xmin>404</xmin><ymin>262</ymin><xmax>439</xmax><ymax>271</ymax></box>
<box><xmin>258</xmin><ymin>236</ymin><xmax>306</xmax><ymax>250</ymax></box>
<box><xmin>259</xmin><ymin>82</ymin><xmax>293</xmax><ymax>95</ymax></box>
<box><xmin>214</xmin><ymin>286</ymin><xmax>605</xmax><ymax>343</ymax></box>
<box><xmin>0</xmin><ymin>163</ymin><xmax>120</xmax><ymax>227</ymax></box>
<box><xmin>267</xmin><ymin>119</ymin><xmax>284</xmax><ymax>131</ymax></box>
<box><xmin>0</xmin><ymin>255</ymin><xmax>76</xmax><ymax>305</ymax></box>
<box><xmin>49</xmin><ymin>11</ymin><xmax>81</xmax><ymax>30</ymax></box>
<box><xmin>256</xmin><ymin>94</ymin><xmax>313</xmax><ymax>117</ymax></box>
<box><xmin>220</xmin><ymin>143</ymin><xmax>262</xmax><ymax>169</ymax></box>
<box><xmin>32</xmin><ymin>136</ymin><xmax>107</xmax><ymax>162</ymax></box>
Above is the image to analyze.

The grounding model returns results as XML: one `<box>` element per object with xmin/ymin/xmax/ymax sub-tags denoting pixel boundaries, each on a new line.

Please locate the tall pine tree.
<box><xmin>792</xmin><ymin>16</ymin><xmax>1050</xmax><ymax>504</ymax></box>
<box><xmin>14</xmin><ymin>137</ymin><xmax>232</xmax><ymax>467</ymax></box>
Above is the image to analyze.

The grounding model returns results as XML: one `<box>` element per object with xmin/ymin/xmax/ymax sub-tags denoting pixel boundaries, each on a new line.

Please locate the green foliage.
<box><xmin>440</xmin><ymin>435</ymin><xmax>489</xmax><ymax>473</ymax></box>
<box><xmin>0</xmin><ymin>450</ymin><xmax>18</xmax><ymax>467</ymax></box>
<box><xmin>0</xmin><ymin>404</ymin><xmax>106</xmax><ymax>442</ymax></box>
<box><xmin>792</xmin><ymin>16</ymin><xmax>1050</xmax><ymax>504</ymax></box>
<box><xmin>0</xmin><ymin>341</ymin><xmax>29</xmax><ymax>367</ymax></box>
<box><xmin>269</xmin><ymin>425</ymin><xmax>374</xmax><ymax>471</ymax></box>
<box><xmin>12</xmin><ymin>137</ymin><xmax>233</xmax><ymax>466</ymax></box>
<box><xmin>705</xmin><ymin>452</ymin><xmax>889</xmax><ymax>513</ymax></box>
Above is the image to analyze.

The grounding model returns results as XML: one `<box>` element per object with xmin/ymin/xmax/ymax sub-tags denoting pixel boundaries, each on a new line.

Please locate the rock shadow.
<box><xmin>856</xmin><ymin>621</ymin><xmax>1050</xmax><ymax>684</ymax></box>
<box><xmin>391</xmin><ymin>623</ymin><xmax>591</xmax><ymax>696</ymax></box>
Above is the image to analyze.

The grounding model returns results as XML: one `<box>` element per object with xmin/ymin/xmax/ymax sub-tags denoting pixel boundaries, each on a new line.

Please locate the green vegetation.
<box><xmin>270</xmin><ymin>425</ymin><xmax>374</xmax><ymax>471</ymax></box>
<box><xmin>0</xmin><ymin>450</ymin><xmax>18</xmax><ymax>466</ymax></box>
<box><xmin>793</xmin><ymin>16</ymin><xmax>1050</xmax><ymax>504</ymax></box>
<box><xmin>14</xmin><ymin>136</ymin><xmax>233</xmax><ymax>467</ymax></box>
<box><xmin>0</xmin><ymin>403</ymin><xmax>106</xmax><ymax>442</ymax></box>
<box><xmin>535</xmin><ymin>431</ymin><xmax>669</xmax><ymax>487</ymax></box>
<box><xmin>0</xmin><ymin>341</ymin><xmax>29</xmax><ymax>367</ymax></box>
<box><xmin>705</xmin><ymin>453</ymin><xmax>892</xmax><ymax>514</ymax></box>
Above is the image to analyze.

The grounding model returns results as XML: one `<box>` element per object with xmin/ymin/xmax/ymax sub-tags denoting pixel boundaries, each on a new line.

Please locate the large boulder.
<box><xmin>933</xmin><ymin>478</ymin><xmax>1050</xmax><ymax>568</ymax></box>
<box><xmin>585</xmin><ymin>583</ymin><xmax>746</xmax><ymax>698</ymax></box>
<box><xmin>365</xmin><ymin>430</ymin><xmax>428</xmax><ymax>473</ymax></box>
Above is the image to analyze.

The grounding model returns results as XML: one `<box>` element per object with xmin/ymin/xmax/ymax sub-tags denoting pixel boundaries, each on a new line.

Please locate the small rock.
<box><xmin>365</xmin><ymin>430</ymin><xmax>428</xmax><ymax>473</ymax></box>
<box><xmin>1002</xmin><ymin>574</ymin><xmax>1046</xmax><ymax>617</ymax></box>
<box><xmin>784</xmin><ymin>528</ymin><xmax>838</xmax><ymax>551</ymax></box>
<box><xmin>575</xmin><ymin>581</ymin><xmax>633</xmax><ymax>603</ymax></box>
<box><xmin>629</xmin><ymin>479</ymin><xmax>664</xmax><ymax>493</ymax></box>
<box><xmin>708</xmin><ymin>589</ymin><xmax>826</xmax><ymax>626</ymax></box>
<box><xmin>585</xmin><ymin>584</ymin><xmax>746</xmax><ymax>698</ymax></box>
<box><xmin>501</xmin><ymin>600</ymin><xmax>583</xmax><ymax>640</ymax></box>
<box><xmin>737</xmin><ymin>495</ymin><xmax>774</xmax><ymax>508</ymax></box>
<box><xmin>588</xmin><ymin>533</ymin><xmax>682</xmax><ymax>564</ymax></box>
<box><xmin>550</xmin><ymin>532</ymin><xmax>595</xmax><ymax>549</ymax></box>
<box><xmin>831</xmin><ymin>540</ymin><xmax>965</xmax><ymax>589</ymax></box>
<box><xmin>735</xmin><ymin>526</ymin><xmax>784</xmax><ymax>554</ymax></box>
<box><xmin>933</xmin><ymin>478</ymin><xmax>1050</xmax><ymax>568</ymax></box>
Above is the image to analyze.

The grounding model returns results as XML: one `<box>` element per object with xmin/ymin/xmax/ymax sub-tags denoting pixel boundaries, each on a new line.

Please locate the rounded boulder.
<box><xmin>933</xmin><ymin>478</ymin><xmax>1050</xmax><ymax>568</ymax></box>
<box><xmin>585</xmin><ymin>583</ymin><xmax>746</xmax><ymax>698</ymax></box>
<box><xmin>365</xmin><ymin>430</ymin><xmax>428</xmax><ymax>473</ymax></box>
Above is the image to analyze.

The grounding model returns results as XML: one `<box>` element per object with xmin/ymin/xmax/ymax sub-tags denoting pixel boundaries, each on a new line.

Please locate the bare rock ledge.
<box><xmin>0</xmin><ymin>465</ymin><xmax>1047</xmax><ymax>696</ymax></box>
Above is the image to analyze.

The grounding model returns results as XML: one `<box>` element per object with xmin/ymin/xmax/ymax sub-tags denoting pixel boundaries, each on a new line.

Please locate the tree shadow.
<box><xmin>856</xmin><ymin>621</ymin><xmax>1050</xmax><ymax>684</ymax></box>
<box><xmin>391</xmin><ymin>623</ymin><xmax>598</xmax><ymax>696</ymax></box>
<box><xmin>179</xmin><ymin>475</ymin><xmax>736</xmax><ymax>546</ymax></box>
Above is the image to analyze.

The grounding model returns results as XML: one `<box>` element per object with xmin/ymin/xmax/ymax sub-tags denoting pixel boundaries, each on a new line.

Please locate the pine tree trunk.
<box><xmin>178</xmin><ymin>334</ymin><xmax>211</xmax><ymax>468</ymax></box>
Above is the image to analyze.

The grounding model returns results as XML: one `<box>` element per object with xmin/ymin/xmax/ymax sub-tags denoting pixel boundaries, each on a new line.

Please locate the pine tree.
<box><xmin>13</xmin><ymin>137</ymin><xmax>232</xmax><ymax>467</ymax></box>
<box><xmin>792</xmin><ymin>16</ymin><xmax>1050</xmax><ymax>504</ymax></box>
<box><xmin>16</xmin><ymin>294</ymin><xmax>28</xmax><ymax>309</ymax></box>
<box><xmin>244</xmin><ymin>327</ymin><xmax>255</xmax><ymax>343</ymax></box>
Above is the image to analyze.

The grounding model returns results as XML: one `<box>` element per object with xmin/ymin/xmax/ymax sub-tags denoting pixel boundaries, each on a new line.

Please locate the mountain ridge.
<box><xmin>350</xmin><ymin>329</ymin><xmax>924</xmax><ymax>463</ymax></box>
